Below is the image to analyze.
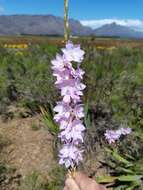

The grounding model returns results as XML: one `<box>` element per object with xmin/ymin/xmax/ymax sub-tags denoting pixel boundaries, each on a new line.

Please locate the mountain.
<box><xmin>94</xmin><ymin>22</ymin><xmax>143</xmax><ymax>38</ymax></box>
<box><xmin>0</xmin><ymin>15</ymin><xmax>143</xmax><ymax>38</ymax></box>
<box><xmin>0</xmin><ymin>15</ymin><xmax>92</xmax><ymax>36</ymax></box>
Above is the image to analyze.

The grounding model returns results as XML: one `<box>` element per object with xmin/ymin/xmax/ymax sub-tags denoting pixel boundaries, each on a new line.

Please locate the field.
<box><xmin>0</xmin><ymin>36</ymin><xmax>143</xmax><ymax>190</ymax></box>
<box><xmin>1</xmin><ymin>35</ymin><xmax>143</xmax><ymax>47</ymax></box>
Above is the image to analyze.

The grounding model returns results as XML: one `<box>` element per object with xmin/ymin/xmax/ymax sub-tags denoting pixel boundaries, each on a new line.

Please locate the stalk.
<box><xmin>64</xmin><ymin>0</ymin><xmax>69</xmax><ymax>42</ymax></box>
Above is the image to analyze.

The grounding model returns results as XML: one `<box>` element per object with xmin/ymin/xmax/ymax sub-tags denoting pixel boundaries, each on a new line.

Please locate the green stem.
<box><xmin>64</xmin><ymin>0</ymin><xmax>69</xmax><ymax>42</ymax></box>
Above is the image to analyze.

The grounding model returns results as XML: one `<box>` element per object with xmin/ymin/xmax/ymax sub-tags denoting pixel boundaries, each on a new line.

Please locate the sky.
<box><xmin>0</xmin><ymin>0</ymin><xmax>143</xmax><ymax>31</ymax></box>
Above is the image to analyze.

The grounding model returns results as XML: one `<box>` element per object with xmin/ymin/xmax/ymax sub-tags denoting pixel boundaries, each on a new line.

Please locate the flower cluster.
<box><xmin>105</xmin><ymin>127</ymin><xmax>131</xmax><ymax>144</ymax></box>
<box><xmin>51</xmin><ymin>42</ymin><xmax>86</xmax><ymax>168</ymax></box>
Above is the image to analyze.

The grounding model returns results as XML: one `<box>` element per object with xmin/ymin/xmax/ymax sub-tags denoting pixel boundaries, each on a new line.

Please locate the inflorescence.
<box><xmin>51</xmin><ymin>41</ymin><xmax>86</xmax><ymax>168</ymax></box>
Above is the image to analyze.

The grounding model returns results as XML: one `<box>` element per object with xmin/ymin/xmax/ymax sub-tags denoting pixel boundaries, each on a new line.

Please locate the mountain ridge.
<box><xmin>0</xmin><ymin>14</ymin><xmax>92</xmax><ymax>36</ymax></box>
<box><xmin>0</xmin><ymin>15</ymin><xmax>143</xmax><ymax>38</ymax></box>
<box><xmin>94</xmin><ymin>22</ymin><xmax>143</xmax><ymax>38</ymax></box>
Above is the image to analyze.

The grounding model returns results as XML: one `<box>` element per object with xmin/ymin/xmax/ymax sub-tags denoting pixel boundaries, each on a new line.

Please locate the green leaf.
<box><xmin>106</xmin><ymin>148</ymin><xmax>132</xmax><ymax>166</ymax></box>
<box><xmin>118</xmin><ymin>175</ymin><xmax>143</xmax><ymax>182</ymax></box>
<box><xmin>96</xmin><ymin>175</ymin><xmax>117</xmax><ymax>183</ymax></box>
<box><xmin>84</xmin><ymin>101</ymin><xmax>91</xmax><ymax>128</ymax></box>
<box><xmin>40</xmin><ymin>106</ymin><xmax>59</xmax><ymax>136</ymax></box>
<box><xmin>115</xmin><ymin>167</ymin><xmax>134</xmax><ymax>174</ymax></box>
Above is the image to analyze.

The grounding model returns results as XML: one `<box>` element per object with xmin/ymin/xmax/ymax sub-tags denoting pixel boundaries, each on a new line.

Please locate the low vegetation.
<box><xmin>0</xmin><ymin>37</ymin><xmax>143</xmax><ymax>189</ymax></box>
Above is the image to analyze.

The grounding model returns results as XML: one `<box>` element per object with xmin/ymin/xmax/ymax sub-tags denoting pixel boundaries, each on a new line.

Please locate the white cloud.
<box><xmin>80</xmin><ymin>19</ymin><xmax>143</xmax><ymax>31</ymax></box>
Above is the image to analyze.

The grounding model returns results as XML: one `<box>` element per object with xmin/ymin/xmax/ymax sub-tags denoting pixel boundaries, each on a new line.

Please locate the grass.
<box><xmin>0</xmin><ymin>134</ymin><xmax>11</xmax><ymax>151</ymax></box>
<box><xmin>31</xmin><ymin>123</ymin><xmax>40</xmax><ymax>131</ymax></box>
<box><xmin>19</xmin><ymin>166</ymin><xmax>66</xmax><ymax>190</ymax></box>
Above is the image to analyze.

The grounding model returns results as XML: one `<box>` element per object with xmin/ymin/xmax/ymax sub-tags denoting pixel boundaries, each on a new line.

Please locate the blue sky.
<box><xmin>0</xmin><ymin>0</ymin><xmax>143</xmax><ymax>30</ymax></box>
<box><xmin>0</xmin><ymin>0</ymin><xmax>142</xmax><ymax>19</ymax></box>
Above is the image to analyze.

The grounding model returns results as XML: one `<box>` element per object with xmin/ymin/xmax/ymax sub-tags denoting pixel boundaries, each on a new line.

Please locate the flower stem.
<box><xmin>68</xmin><ymin>166</ymin><xmax>77</xmax><ymax>178</ymax></box>
<box><xmin>64</xmin><ymin>0</ymin><xmax>70</xmax><ymax>42</ymax></box>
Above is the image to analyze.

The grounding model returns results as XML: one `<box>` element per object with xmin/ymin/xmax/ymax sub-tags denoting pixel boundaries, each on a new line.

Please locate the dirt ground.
<box><xmin>0</xmin><ymin>115</ymin><xmax>55</xmax><ymax>176</ymax></box>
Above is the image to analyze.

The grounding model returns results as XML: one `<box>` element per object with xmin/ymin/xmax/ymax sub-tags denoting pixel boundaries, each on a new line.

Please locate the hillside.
<box><xmin>94</xmin><ymin>22</ymin><xmax>143</xmax><ymax>38</ymax></box>
<box><xmin>0</xmin><ymin>15</ymin><xmax>92</xmax><ymax>36</ymax></box>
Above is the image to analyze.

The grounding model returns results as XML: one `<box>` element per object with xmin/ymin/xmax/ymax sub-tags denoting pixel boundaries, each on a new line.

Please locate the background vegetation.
<box><xmin>0</xmin><ymin>37</ymin><xmax>143</xmax><ymax>189</ymax></box>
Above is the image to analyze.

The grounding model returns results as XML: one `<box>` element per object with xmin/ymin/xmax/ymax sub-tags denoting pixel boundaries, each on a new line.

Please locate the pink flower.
<box><xmin>52</xmin><ymin>41</ymin><xmax>86</xmax><ymax>168</ymax></box>
<box><xmin>51</xmin><ymin>54</ymin><xmax>65</xmax><ymax>71</ymax></box>
<box><xmin>53</xmin><ymin>102</ymin><xmax>71</xmax><ymax>122</ymax></box>
<box><xmin>105</xmin><ymin>130</ymin><xmax>121</xmax><ymax>144</ymax></box>
<box><xmin>73</xmin><ymin>104</ymin><xmax>84</xmax><ymax>119</ymax></box>
<box><xmin>62</xmin><ymin>42</ymin><xmax>85</xmax><ymax>63</ymax></box>
<box><xmin>59</xmin><ymin>145</ymin><xmax>83</xmax><ymax>168</ymax></box>
<box><xmin>59</xmin><ymin>119</ymin><xmax>85</xmax><ymax>143</ymax></box>
<box><xmin>105</xmin><ymin>127</ymin><xmax>132</xmax><ymax>144</ymax></box>
<box><xmin>72</xmin><ymin>68</ymin><xmax>85</xmax><ymax>79</ymax></box>
<box><xmin>119</xmin><ymin>127</ymin><xmax>132</xmax><ymax>135</ymax></box>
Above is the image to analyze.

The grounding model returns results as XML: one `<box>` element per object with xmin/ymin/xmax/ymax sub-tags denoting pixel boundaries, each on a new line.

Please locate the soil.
<box><xmin>0</xmin><ymin>115</ymin><xmax>55</xmax><ymax>176</ymax></box>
